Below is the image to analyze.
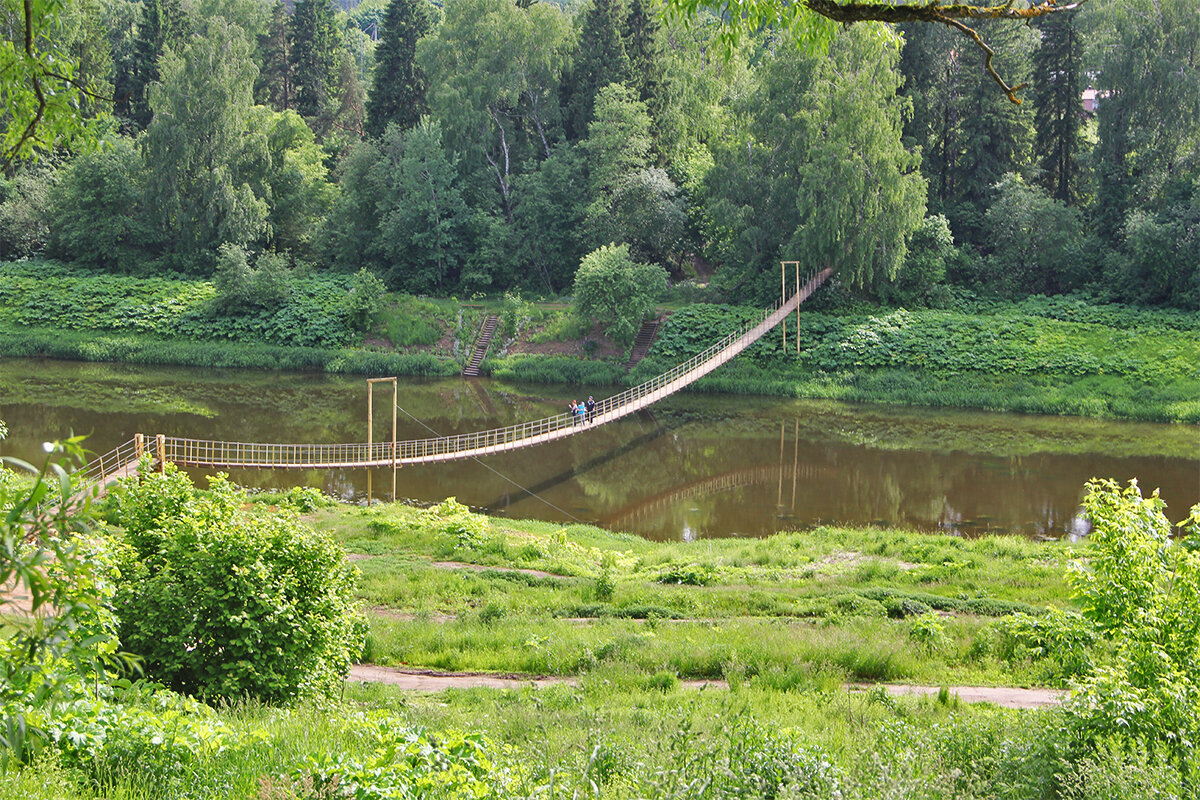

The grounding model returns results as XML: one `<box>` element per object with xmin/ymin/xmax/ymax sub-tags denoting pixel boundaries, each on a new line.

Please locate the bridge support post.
<box><xmin>134</xmin><ymin>433</ymin><xmax>144</xmax><ymax>460</ymax></box>
<box><xmin>155</xmin><ymin>434</ymin><xmax>166</xmax><ymax>474</ymax></box>
<box><xmin>366</xmin><ymin>377</ymin><xmax>399</xmax><ymax>506</ymax></box>
<box><xmin>781</xmin><ymin>261</ymin><xmax>802</xmax><ymax>354</ymax></box>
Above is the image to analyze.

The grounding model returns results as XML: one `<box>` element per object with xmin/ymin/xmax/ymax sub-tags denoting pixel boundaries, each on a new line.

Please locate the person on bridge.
<box><xmin>569</xmin><ymin>400</ymin><xmax>580</xmax><ymax>425</ymax></box>
<box><xmin>576</xmin><ymin>401</ymin><xmax>587</xmax><ymax>425</ymax></box>
<box><xmin>586</xmin><ymin>396</ymin><xmax>596</xmax><ymax>423</ymax></box>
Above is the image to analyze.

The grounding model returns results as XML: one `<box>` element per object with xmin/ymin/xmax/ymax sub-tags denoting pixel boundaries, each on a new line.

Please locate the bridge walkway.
<box><xmin>83</xmin><ymin>268</ymin><xmax>831</xmax><ymax>487</ymax></box>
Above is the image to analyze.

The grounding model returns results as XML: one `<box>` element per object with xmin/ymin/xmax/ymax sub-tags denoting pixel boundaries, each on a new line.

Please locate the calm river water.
<box><xmin>1</xmin><ymin>358</ymin><xmax>1196</xmax><ymax>540</ymax></box>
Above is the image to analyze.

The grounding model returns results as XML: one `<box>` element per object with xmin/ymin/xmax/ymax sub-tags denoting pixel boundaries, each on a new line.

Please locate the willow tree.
<box><xmin>703</xmin><ymin>25</ymin><xmax>926</xmax><ymax>298</ymax></box>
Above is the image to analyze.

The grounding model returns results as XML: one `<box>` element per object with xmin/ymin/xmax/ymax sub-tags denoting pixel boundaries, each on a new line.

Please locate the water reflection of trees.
<box><xmin>4</xmin><ymin>361</ymin><xmax>1196</xmax><ymax>539</ymax></box>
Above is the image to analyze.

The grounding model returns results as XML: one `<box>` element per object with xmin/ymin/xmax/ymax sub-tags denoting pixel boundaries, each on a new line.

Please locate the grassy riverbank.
<box><xmin>9</xmin><ymin>476</ymin><xmax>1196</xmax><ymax>800</ymax></box>
<box><xmin>2</xmin><ymin>259</ymin><xmax>1197</xmax><ymax>422</ymax></box>
<box><xmin>305</xmin><ymin>499</ymin><xmax>1086</xmax><ymax>690</ymax></box>
<box><xmin>0</xmin><ymin>494</ymin><xmax>1114</xmax><ymax>800</ymax></box>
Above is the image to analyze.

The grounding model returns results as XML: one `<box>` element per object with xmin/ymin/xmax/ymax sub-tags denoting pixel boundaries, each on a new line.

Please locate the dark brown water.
<box><xmin>1</xmin><ymin>358</ymin><xmax>1196</xmax><ymax>540</ymax></box>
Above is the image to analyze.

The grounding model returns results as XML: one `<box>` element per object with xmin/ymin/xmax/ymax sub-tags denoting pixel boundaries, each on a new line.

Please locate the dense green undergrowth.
<box><xmin>2</xmin><ymin>260</ymin><xmax>1197</xmax><ymax>422</ymax></box>
<box><xmin>632</xmin><ymin>302</ymin><xmax>1200</xmax><ymax>422</ymax></box>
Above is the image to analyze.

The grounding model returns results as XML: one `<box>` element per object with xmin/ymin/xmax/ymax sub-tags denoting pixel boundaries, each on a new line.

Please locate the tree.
<box><xmin>564</xmin><ymin>0</ymin><xmax>632</xmax><ymax>139</ymax></box>
<box><xmin>879</xmin><ymin>214</ymin><xmax>955</xmax><ymax>306</ymax></box>
<box><xmin>948</xmin><ymin>18</ymin><xmax>1035</xmax><ymax>246</ymax></box>
<box><xmin>375</xmin><ymin>119</ymin><xmax>470</xmax><ymax>292</ymax></box>
<box><xmin>248</xmin><ymin>108</ymin><xmax>338</xmax><ymax>257</ymax></box>
<box><xmin>573</xmin><ymin>243</ymin><xmax>667</xmax><ymax>344</ymax></box>
<box><xmin>256</xmin><ymin>1</ymin><xmax>294</xmax><ymax>111</ymax></box>
<box><xmin>1031</xmin><ymin>11</ymin><xmax>1086</xmax><ymax>205</ymax></box>
<box><xmin>703</xmin><ymin>25</ymin><xmax>926</xmax><ymax>299</ymax></box>
<box><xmin>419</xmin><ymin>0</ymin><xmax>573</xmax><ymax>222</ymax></box>
<box><xmin>142</xmin><ymin>21</ymin><xmax>267</xmax><ymax>272</ymax></box>
<box><xmin>319</xmin><ymin>140</ymin><xmax>388</xmax><ymax>273</ymax></box>
<box><xmin>1111</xmin><ymin>193</ymin><xmax>1200</xmax><ymax>310</ymax></box>
<box><xmin>47</xmin><ymin>136</ymin><xmax>155</xmax><ymax>272</ymax></box>
<box><xmin>624</xmin><ymin>0</ymin><xmax>664</xmax><ymax>133</ymax></box>
<box><xmin>984</xmin><ymin>172</ymin><xmax>1091</xmax><ymax>295</ymax></box>
<box><xmin>0</xmin><ymin>163</ymin><xmax>55</xmax><ymax>260</ymax></box>
<box><xmin>113</xmin><ymin>0</ymin><xmax>188</xmax><ymax>131</ymax></box>
<box><xmin>365</xmin><ymin>0</ymin><xmax>435</xmax><ymax>139</ymax></box>
<box><xmin>511</xmin><ymin>144</ymin><xmax>588</xmax><ymax>293</ymax></box>
<box><xmin>291</xmin><ymin>0</ymin><xmax>341</xmax><ymax>121</ymax></box>
<box><xmin>1090</xmin><ymin>0</ymin><xmax>1200</xmax><ymax>244</ymax></box>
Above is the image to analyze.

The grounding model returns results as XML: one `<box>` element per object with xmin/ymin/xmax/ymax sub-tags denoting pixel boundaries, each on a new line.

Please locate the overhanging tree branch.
<box><xmin>677</xmin><ymin>0</ymin><xmax>1090</xmax><ymax>103</ymax></box>
<box><xmin>803</xmin><ymin>1</ymin><xmax>1089</xmax><ymax>103</ymax></box>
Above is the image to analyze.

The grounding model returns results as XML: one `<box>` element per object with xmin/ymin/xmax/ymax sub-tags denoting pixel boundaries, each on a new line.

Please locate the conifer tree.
<box><xmin>257</xmin><ymin>1</ymin><xmax>295</xmax><ymax>111</ymax></box>
<box><xmin>564</xmin><ymin>0</ymin><xmax>631</xmax><ymax>139</ymax></box>
<box><xmin>1031</xmin><ymin>12</ymin><xmax>1085</xmax><ymax>205</ymax></box>
<box><xmin>114</xmin><ymin>0</ymin><xmax>187</xmax><ymax>130</ymax></box>
<box><xmin>624</xmin><ymin>0</ymin><xmax>661</xmax><ymax>105</ymax></box>
<box><xmin>291</xmin><ymin>0</ymin><xmax>341</xmax><ymax>120</ymax></box>
<box><xmin>365</xmin><ymin>0</ymin><xmax>435</xmax><ymax>139</ymax></box>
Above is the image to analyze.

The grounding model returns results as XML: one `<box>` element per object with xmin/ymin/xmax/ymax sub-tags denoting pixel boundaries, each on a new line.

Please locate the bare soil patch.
<box><xmin>348</xmin><ymin>665</ymin><xmax>1062</xmax><ymax>708</ymax></box>
<box><xmin>429</xmin><ymin>561</ymin><xmax>562</xmax><ymax>579</ymax></box>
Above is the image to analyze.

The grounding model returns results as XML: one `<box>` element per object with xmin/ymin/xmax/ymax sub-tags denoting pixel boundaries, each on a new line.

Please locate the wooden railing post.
<box><xmin>134</xmin><ymin>433</ymin><xmax>144</xmax><ymax>460</ymax></box>
<box><xmin>155</xmin><ymin>434</ymin><xmax>166</xmax><ymax>474</ymax></box>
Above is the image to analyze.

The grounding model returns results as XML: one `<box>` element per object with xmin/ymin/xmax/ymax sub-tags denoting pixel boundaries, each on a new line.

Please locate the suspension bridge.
<box><xmin>77</xmin><ymin>267</ymin><xmax>832</xmax><ymax>495</ymax></box>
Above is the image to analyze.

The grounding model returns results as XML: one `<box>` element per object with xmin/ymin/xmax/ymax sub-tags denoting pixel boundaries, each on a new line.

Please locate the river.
<box><xmin>1</xmin><ymin>358</ymin><xmax>1196</xmax><ymax>540</ymax></box>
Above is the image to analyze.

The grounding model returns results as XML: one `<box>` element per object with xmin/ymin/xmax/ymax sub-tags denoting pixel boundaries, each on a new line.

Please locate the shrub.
<box><xmin>996</xmin><ymin>607</ymin><xmax>1098</xmax><ymax>683</ymax></box>
<box><xmin>423</xmin><ymin>497</ymin><xmax>489</xmax><ymax>549</ymax></box>
<box><xmin>346</xmin><ymin>267</ymin><xmax>387</xmax><ymax>333</ymax></box>
<box><xmin>573</xmin><ymin>243</ymin><xmax>667</xmax><ymax>345</ymax></box>
<box><xmin>908</xmin><ymin>612</ymin><xmax>950</xmax><ymax>653</ymax></box>
<box><xmin>108</xmin><ymin>466</ymin><xmax>365</xmax><ymax>703</ymax></box>
<box><xmin>1064</xmin><ymin>479</ymin><xmax>1200</xmax><ymax>769</ymax></box>
<box><xmin>653</xmin><ymin>562</ymin><xmax>716</xmax><ymax>586</ymax></box>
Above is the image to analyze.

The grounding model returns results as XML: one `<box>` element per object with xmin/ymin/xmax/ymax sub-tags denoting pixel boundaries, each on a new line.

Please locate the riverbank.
<box><xmin>2</xmin><ymin>260</ymin><xmax>1197</xmax><ymax>423</ymax></box>
<box><xmin>2</xmin><ymin>486</ymin><xmax>1181</xmax><ymax>800</ymax></box>
<box><xmin>302</xmin><ymin>497</ymin><xmax>1084</xmax><ymax>690</ymax></box>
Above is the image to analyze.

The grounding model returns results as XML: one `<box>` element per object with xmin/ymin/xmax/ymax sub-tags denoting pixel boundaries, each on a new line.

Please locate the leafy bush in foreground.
<box><xmin>1064</xmin><ymin>479</ymin><xmax>1200</xmax><ymax>773</ymax></box>
<box><xmin>107</xmin><ymin>463</ymin><xmax>365</xmax><ymax>703</ymax></box>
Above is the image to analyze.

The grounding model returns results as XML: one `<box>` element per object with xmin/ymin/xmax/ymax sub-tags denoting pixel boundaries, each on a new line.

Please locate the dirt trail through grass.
<box><xmin>348</xmin><ymin>664</ymin><xmax>1064</xmax><ymax>708</ymax></box>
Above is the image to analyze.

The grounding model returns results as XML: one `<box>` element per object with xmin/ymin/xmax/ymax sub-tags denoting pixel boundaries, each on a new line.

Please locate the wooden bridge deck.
<box><xmin>78</xmin><ymin>269</ymin><xmax>832</xmax><ymax>485</ymax></box>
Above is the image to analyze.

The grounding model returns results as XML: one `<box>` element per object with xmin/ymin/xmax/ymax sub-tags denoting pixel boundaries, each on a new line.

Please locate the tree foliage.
<box><xmin>1066</xmin><ymin>479</ymin><xmax>1200</xmax><ymax>772</ymax></box>
<box><xmin>365</xmin><ymin>0</ymin><xmax>435</xmax><ymax>139</ymax></box>
<box><xmin>142</xmin><ymin>21</ymin><xmax>266</xmax><ymax>272</ymax></box>
<box><xmin>704</xmin><ymin>25</ymin><xmax>925</xmax><ymax>299</ymax></box>
<box><xmin>1</xmin><ymin>0</ymin><xmax>107</xmax><ymax>170</ymax></box>
<box><xmin>573</xmin><ymin>243</ymin><xmax>667</xmax><ymax>344</ymax></box>
<box><xmin>107</xmin><ymin>465</ymin><xmax>366</xmax><ymax>703</ymax></box>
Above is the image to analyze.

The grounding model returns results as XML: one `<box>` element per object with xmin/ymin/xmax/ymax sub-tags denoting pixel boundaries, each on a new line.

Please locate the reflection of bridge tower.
<box><xmin>602</xmin><ymin>419</ymin><xmax>832</xmax><ymax>530</ymax></box>
<box><xmin>777</xmin><ymin>419</ymin><xmax>801</xmax><ymax>513</ymax></box>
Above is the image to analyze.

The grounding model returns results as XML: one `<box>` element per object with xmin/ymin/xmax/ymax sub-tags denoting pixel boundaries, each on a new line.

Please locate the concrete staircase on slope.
<box><xmin>626</xmin><ymin>319</ymin><xmax>660</xmax><ymax>369</ymax></box>
<box><xmin>462</xmin><ymin>315</ymin><xmax>500</xmax><ymax>377</ymax></box>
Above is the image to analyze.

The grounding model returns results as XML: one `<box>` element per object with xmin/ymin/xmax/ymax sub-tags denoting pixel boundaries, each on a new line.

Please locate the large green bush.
<box><xmin>107</xmin><ymin>465</ymin><xmax>365</xmax><ymax>703</ymax></box>
<box><xmin>1064</xmin><ymin>480</ymin><xmax>1200</xmax><ymax>771</ymax></box>
<box><xmin>573</xmin><ymin>244</ymin><xmax>667</xmax><ymax>345</ymax></box>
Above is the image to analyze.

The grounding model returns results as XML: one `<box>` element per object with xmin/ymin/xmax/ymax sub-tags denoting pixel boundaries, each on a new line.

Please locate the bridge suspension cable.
<box><xmin>80</xmin><ymin>267</ymin><xmax>833</xmax><ymax>493</ymax></box>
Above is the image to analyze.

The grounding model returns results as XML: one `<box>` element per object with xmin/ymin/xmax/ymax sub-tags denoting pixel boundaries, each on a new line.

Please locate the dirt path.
<box><xmin>348</xmin><ymin>664</ymin><xmax>1064</xmax><ymax>708</ymax></box>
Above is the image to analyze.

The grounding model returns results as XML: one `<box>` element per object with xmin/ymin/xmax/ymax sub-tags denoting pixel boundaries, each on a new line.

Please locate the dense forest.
<box><xmin>1</xmin><ymin>0</ymin><xmax>1197</xmax><ymax>309</ymax></box>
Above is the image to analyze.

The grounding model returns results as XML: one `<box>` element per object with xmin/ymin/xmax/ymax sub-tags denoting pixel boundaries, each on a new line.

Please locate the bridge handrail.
<box><xmin>145</xmin><ymin>268</ymin><xmax>828</xmax><ymax>468</ymax></box>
